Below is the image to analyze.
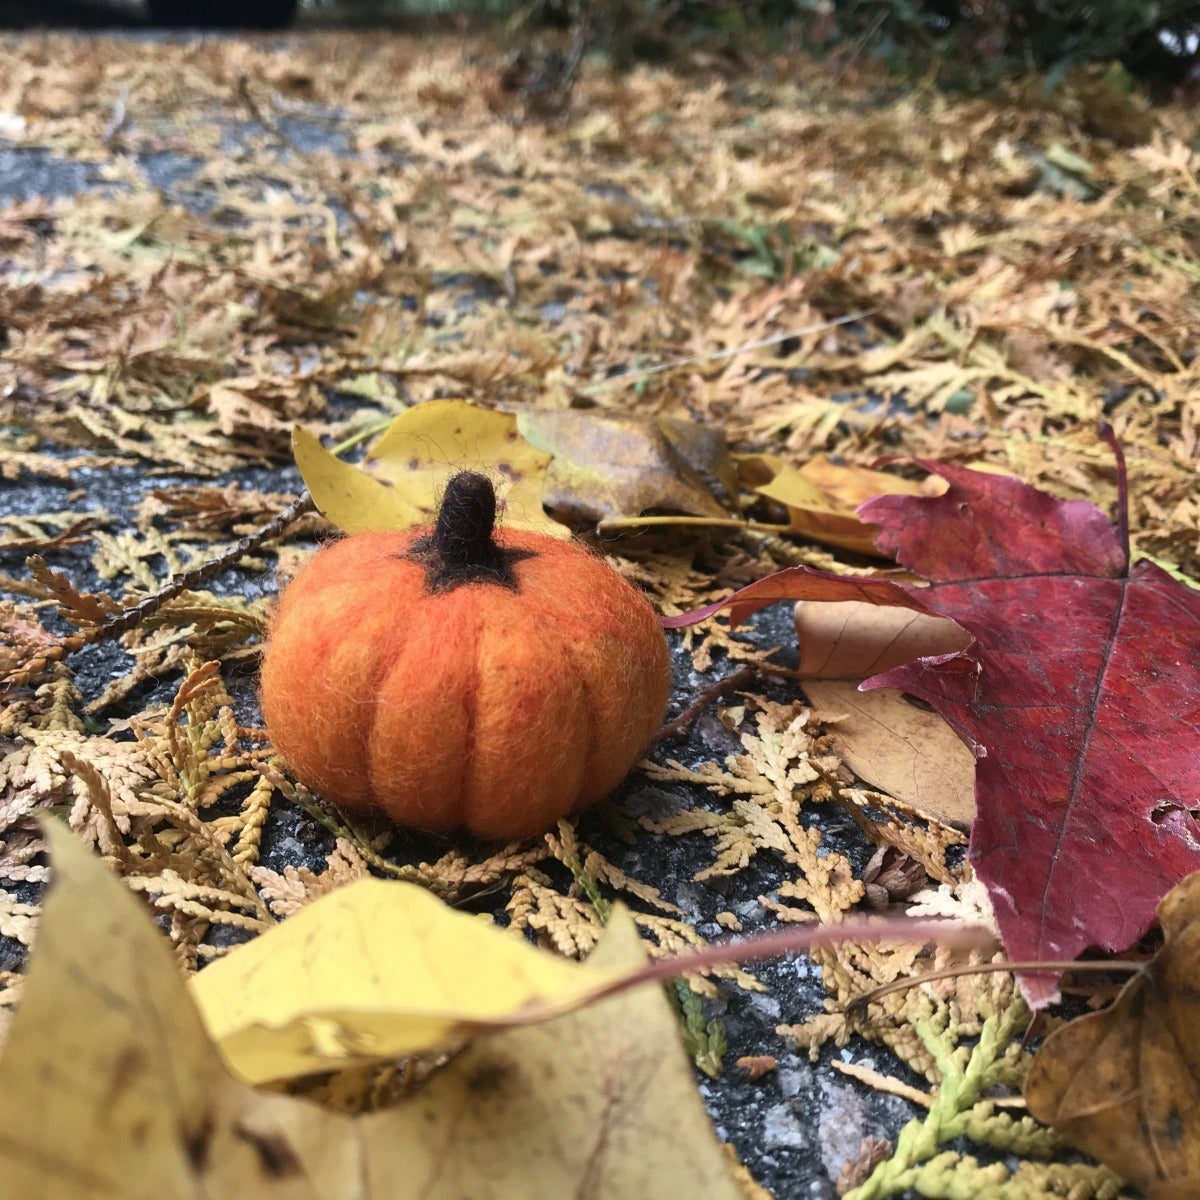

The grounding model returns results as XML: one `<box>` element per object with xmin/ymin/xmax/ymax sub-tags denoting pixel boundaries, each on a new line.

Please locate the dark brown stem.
<box><xmin>1098</xmin><ymin>420</ymin><xmax>1130</xmax><ymax>573</ymax></box>
<box><xmin>655</xmin><ymin>661</ymin><xmax>805</xmax><ymax>743</ymax></box>
<box><xmin>432</xmin><ymin>472</ymin><xmax>501</xmax><ymax>570</ymax></box>
<box><xmin>1</xmin><ymin>493</ymin><xmax>316</xmax><ymax>695</ymax></box>
<box><xmin>655</xmin><ymin>665</ymin><xmax>759</xmax><ymax>742</ymax></box>
<box><xmin>408</xmin><ymin>472</ymin><xmax>534</xmax><ymax>593</ymax></box>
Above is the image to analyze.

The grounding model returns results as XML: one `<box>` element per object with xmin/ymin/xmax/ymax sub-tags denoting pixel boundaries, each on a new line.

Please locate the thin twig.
<box><xmin>1</xmin><ymin>493</ymin><xmax>316</xmax><ymax>694</ymax></box>
<box><xmin>654</xmin><ymin>665</ymin><xmax>759</xmax><ymax>742</ymax></box>
<box><xmin>103</xmin><ymin>83</ymin><xmax>129</xmax><ymax>147</ymax></box>
<box><xmin>96</xmin><ymin>492</ymin><xmax>316</xmax><ymax>642</ymax></box>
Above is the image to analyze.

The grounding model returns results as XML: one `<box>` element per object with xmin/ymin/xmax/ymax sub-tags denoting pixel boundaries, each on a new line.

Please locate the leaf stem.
<box><xmin>846</xmin><ymin>957</ymin><xmax>1146</xmax><ymax>1018</ymax></box>
<box><xmin>1097</xmin><ymin>421</ymin><xmax>1130</xmax><ymax>571</ymax></box>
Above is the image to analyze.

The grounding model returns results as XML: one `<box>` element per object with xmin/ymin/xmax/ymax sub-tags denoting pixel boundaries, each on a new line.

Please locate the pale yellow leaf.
<box><xmin>295</xmin><ymin>399</ymin><xmax>562</xmax><ymax>537</ymax></box>
<box><xmin>0</xmin><ymin>823</ymin><xmax>746</xmax><ymax>1200</ymax></box>
<box><xmin>0</xmin><ymin>821</ymin><xmax>342</xmax><ymax>1200</ymax></box>
<box><xmin>354</xmin><ymin>904</ymin><xmax>744</xmax><ymax>1200</ymax></box>
<box><xmin>191</xmin><ymin>877</ymin><xmax>627</xmax><ymax>1085</ymax></box>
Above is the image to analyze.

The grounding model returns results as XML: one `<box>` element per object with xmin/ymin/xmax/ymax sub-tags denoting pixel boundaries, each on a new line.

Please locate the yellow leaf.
<box><xmin>191</xmin><ymin>876</ymin><xmax>628</xmax><ymax>1086</ymax></box>
<box><xmin>354</xmin><ymin>905</ymin><xmax>744</xmax><ymax>1200</ymax></box>
<box><xmin>293</xmin><ymin>424</ymin><xmax>423</xmax><ymax>532</ymax></box>
<box><xmin>739</xmin><ymin>453</ymin><xmax>927</xmax><ymax>556</ymax></box>
<box><xmin>0</xmin><ymin>822</ymin><xmax>746</xmax><ymax>1200</ymax></box>
<box><xmin>0</xmin><ymin>820</ymin><xmax>341</xmax><ymax>1199</ymax></box>
<box><xmin>191</xmin><ymin>860</ymin><xmax>982</xmax><ymax>1088</ymax></box>
<box><xmin>295</xmin><ymin>399</ymin><xmax>562</xmax><ymax>537</ymax></box>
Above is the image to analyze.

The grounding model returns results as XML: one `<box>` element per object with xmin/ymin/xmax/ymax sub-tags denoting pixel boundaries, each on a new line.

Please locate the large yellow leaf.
<box><xmin>295</xmin><ymin>399</ymin><xmax>562</xmax><ymax>537</ymax></box>
<box><xmin>189</xmin><ymin>859</ymin><xmax>980</xmax><ymax>1090</ymax></box>
<box><xmin>191</xmin><ymin>877</ymin><xmax>627</xmax><ymax>1086</ymax></box>
<box><xmin>355</xmin><ymin>908</ymin><xmax>744</xmax><ymax>1200</ymax></box>
<box><xmin>0</xmin><ymin>823</ymin><xmax>747</xmax><ymax>1200</ymax></box>
<box><xmin>0</xmin><ymin>821</ymin><xmax>342</xmax><ymax>1200</ymax></box>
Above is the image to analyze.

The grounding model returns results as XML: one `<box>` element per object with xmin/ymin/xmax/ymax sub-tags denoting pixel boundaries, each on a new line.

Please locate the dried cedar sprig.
<box><xmin>1</xmin><ymin>493</ymin><xmax>316</xmax><ymax>694</ymax></box>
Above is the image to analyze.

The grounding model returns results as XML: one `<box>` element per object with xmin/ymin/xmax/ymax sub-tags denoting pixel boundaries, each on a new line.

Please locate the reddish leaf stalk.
<box><xmin>1097</xmin><ymin>420</ymin><xmax>1130</xmax><ymax>571</ymax></box>
<box><xmin>571</xmin><ymin>918</ymin><xmax>993</xmax><ymax>1016</ymax></box>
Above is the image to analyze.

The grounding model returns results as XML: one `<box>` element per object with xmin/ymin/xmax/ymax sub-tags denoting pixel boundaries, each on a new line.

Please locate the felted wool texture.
<box><xmin>260</xmin><ymin>527</ymin><xmax>671</xmax><ymax>839</ymax></box>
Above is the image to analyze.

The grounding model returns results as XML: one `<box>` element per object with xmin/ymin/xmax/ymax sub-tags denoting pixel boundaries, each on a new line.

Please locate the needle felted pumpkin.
<box><xmin>260</xmin><ymin>471</ymin><xmax>671</xmax><ymax>839</ymax></box>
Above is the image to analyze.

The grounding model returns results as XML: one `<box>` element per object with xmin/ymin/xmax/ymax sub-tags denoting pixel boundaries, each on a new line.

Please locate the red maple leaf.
<box><xmin>666</xmin><ymin>431</ymin><xmax>1200</xmax><ymax>1004</ymax></box>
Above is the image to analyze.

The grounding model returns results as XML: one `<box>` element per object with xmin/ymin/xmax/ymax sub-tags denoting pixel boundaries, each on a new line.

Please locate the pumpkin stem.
<box><xmin>409</xmin><ymin>471</ymin><xmax>535</xmax><ymax>593</ymax></box>
<box><xmin>433</xmin><ymin>471</ymin><xmax>500</xmax><ymax>566</ymax></box>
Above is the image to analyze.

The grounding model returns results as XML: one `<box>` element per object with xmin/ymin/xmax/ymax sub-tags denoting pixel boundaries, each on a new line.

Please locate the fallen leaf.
<box><xmin>295</xmin><ymin>399</ymin><xmax>562</xmax><ymax>537</ymax></box>
<box><xmin>670</xmin><ymin>451</ymin><xmax>1200</xmax><ymax>1005</ymax></box>
<box><xmin>516</xmin><ymin>407</ymin><xmax>734</xmax><ymax>528</ymax></box>
<box><xmin>794</xmin><ymin>601</ymin><xmax>969</xmax><ymax>680</ymax></box>
<box><xmin>806</xmin><ymin>683</ymin><xmax>976</xmax><ymax>830</ymax></box>
<box><xmin>0</xmin><ymin>820</ymin><xmax>341</xmax><ymax>1200</ymax></box>
<box><xmin>861</xmin><ymin>460</ymin><xmax>1200</xmax><ymax>1003</ymax></box>
<box><xmin>363</xmin><ymin>905</ymin><xmax>745</xmax><ymax>1200</ymax></box>
<box><xmin>796</xmin><ymin>601</ymin><xmax>975</xmax><ymax>828</ymax></box>
<box><xmin>191</xmin><ymin>876</ymin><xmax>627</xmax><ymax>1086</ymax></box>
<box><xmin>191</xmin><ymin>862</ymin><xmax>980</xmax><ymax>1087</ymax></box>
<box><xmin>1025</xmin><ymin>871</ymin><xmax>1200</xmax><ymax>1200</ymax></box>
<box><xmin>0</xmin><ymin>822</ymin><xmax>747</xmax><ymax>1200</ymax></box>
<box><xmin>740</xmin><ymin>453</ymin><xmax>927</xmax><ymax>556</ymax></box>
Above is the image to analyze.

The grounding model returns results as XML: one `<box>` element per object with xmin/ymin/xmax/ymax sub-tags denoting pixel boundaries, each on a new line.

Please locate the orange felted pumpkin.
<box><xmin>260</xmin><ymin>471</ymin><xmax>671</xmax><ymax>839</ymax></box>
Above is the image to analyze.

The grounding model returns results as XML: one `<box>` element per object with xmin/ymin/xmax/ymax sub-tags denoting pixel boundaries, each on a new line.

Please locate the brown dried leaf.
<box><xmin>807</xmin><ymin>682</ymin><xmax>976</xmax><ymax>829</ymax></box>
<box><xmin>517</xmin><ymin>407</ymin><xmax>734</xmax><ymax>528</ymax></box>
<box><xmin>1026</xmin><ymin>871</ymin><xmax>1200</xmax><ymax>1199</ymax></box>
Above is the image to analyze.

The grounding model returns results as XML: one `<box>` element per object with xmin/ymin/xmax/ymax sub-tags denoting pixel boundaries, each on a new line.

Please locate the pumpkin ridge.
<box><xmin>284</xmin><ymin>575</ymin><xmax>380</xmax><ymax>803</ymax></box>
<box><xmin>459</xmin><ymin>597</ymin><xmax>482</xmax><ymax>831</ymax></box>
<box><xmin>561</xmin><ymin>629</ymin><xmax>599</xmax><ymax>810</ymax></box>
<box><xmin>363</xmin><ymin>601</ymin><xmax>406</xmax><ymax>810</ymax></box>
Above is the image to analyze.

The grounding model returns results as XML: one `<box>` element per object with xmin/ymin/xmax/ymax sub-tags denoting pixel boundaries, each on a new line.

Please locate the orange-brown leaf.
<box><xmin>1025</xmin><ymin>872</ymin><xmax>1200</xmax><ymax>1198</ymax></box>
